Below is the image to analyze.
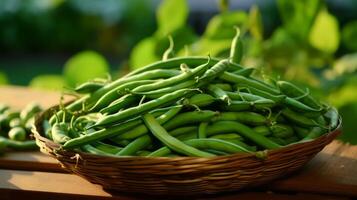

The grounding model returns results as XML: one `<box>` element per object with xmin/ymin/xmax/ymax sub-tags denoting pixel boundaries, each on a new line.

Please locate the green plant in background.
<box><xmin>64</xmin><ymin>51</ymin><xmax>109</xmax><ymax>87</ymax></box>
<box><xmin>129</xmin><ymin>0</ymin><xmax>197</xmax><ymax>69</ymax></box>
<box><xmin>29</xmin><ymin>50</ymin><xmax>110</xmax><ymax>91</ymax></box>
<box><xmin>0</xmin><ymin>71</ymin><xmax>8</xmax><ymax>85</ymax></box>
<box><xmin>29</xmin><ymin>75</ymin><xmax>66</xmax><ymax>91</ymax></box>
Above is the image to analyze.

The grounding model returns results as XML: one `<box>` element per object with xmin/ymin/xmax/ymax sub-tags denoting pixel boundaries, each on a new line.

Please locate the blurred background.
<box><xmin>0</xmin><ymin>0</ymin><xmax>356</xmax><ymax>144</ymax></box>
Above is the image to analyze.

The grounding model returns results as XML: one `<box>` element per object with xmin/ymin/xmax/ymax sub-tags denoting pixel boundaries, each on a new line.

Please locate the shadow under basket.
<box><xmin>32</xmin><ymin>106</ymin><xmax>342</xmax><ymax>196</ymax></box>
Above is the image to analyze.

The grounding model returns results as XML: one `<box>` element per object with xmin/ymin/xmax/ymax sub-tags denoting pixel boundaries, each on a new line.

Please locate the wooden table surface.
<box><xmin>0</xmin><ymin>86</ymin><xmax>356</xmax><ymax>200</ymax></box>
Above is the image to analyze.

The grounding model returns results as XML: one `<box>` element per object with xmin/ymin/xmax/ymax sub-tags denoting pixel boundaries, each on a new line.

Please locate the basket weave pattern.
<box><xmin>33</xmin><ymin>107</ymin><xmax>341</xmax><ymax>195</ymax></box>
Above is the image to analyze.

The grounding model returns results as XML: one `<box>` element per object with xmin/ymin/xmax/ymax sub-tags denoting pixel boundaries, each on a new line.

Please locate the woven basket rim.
<box><xmin>32</xmin><ymin>103</ymin><xmax>342</xmax><ymax>161</ymax></box>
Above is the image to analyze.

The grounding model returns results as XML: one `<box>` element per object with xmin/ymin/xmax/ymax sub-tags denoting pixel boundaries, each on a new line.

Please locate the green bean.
<box><xmin>90</xmin><ymin>80</ymin><xmax>156</xmax><ymax>112</ymax></box>
<box><xmin>198</xmin><ymin>122</ymin><xmax>208</xmax><ymax>138</ymax></box>
<box><xmin>113</xmin><ymin>106</ymin><xmax>182</xmax><ymax>140</ymax></box>
<box><xmin>293</xmin><ymin>126</ymin><xmax>309</xmax><ymax>139</ymax></box>
<box><xmin>91</xmin><ymin>142</ymin><xmax>122</xmax><ymax>154</ymax></box>
<box><xmin>270</xmin><ymin>124</ymin><xmax>294</xmax><ymax>139</ymax></box>
<box><xmin>169</xmin><ymin>126</ymin><xmax>197</xmax><ymax>137</ymax></box>
<box><xmin>206</xmin><ymin>121</ymin><xmax>281</xmax><ymax>149</ymax></box>
<box><xmin>20</xmin><ymin>103</ymin><xmax>42</xmax><ymax>124</ymax></box>
<box><xmin>226</xmin><ymin>91</ymin><xmax>263</xmax><ymax>101</ymax></box>
<box><xmin>163</xmin><ymin>110</ymin><xmax>218</xmax><ymax>130</ymax></box>
<box><xmin>9</xmin><ymin>118</ymin><xmax>22</xmax><ymax>128</ymax></box>
<box><xmin>216</xmin><ymin>138</ymin><xmax>257</xmax><ymax>151</ymax></box>
<box><xmin>99</xmin><ymin>94</ymin><xmax>138</xmax><ymax>114</ymax></box>
<box><xmin>176</xmin><ymin>132</ymin><xmax>197</xmax><ymax>141</ymax></box>
<box><xmin>324</xmin><ymin>107</ymin><xmax>339</xmax><ymax>130</ymax></box>
<box><xmin>81</xmin><ymin>145</ymin><xmax>116</xmax><ymax>156</ymax></box>
<box><xmin>283</xmin><ymin>97</ymin><xmax>322</xmax><ymax>113</ymax></box>
<box><xmin>135</xmin><ymin>150</ymin><xmax>152</xmax><ymax>156</ymax></box>
<box><xmin>75</xmin><ymin>82</ymin><xmax>105</xmax><ymax>94</ymax></box>
<box><xmin>199</xmin><ymin>59</ymin><xmax>231</xmax><ymax>85</ymax></box>
<box><xmin>125</xmin><ymin>56</ymin><xmax>243</xmax><ymax>78</ymax></box>
<box><xmin>277</xmin><ymin>81</ymin><xmax>321</xmax><ymax>109</ymax></box>
<box><xmin>148</xmin><ymin>146</ymin><xmax>171</xmax><ymax>157</ymax></box>
<box><xmin>93</xmin><ymin>89</ymin><xmax>194</xmax><ymax>127</ymax></box>
<box><xmin>143</xmin><ymin>113</ymin><xmax>214</xmax><ymax>157</ymax></box>
<box><xmin>0</xmin><ymin>136</ymin><xmax>38</xmax><ymax>150</ymax></box>
<box><xmin>162</xmin><ymin>36</ymin><xmax>174</xmax><ymax>60</ymax></box>
<box><xmin>132</xmin><ymin>59</ymin><xmax>210</xmax><ymax>93</ymax></box>
<box><xmin>284</xmin><ymin>136</ymin><xmax>299</xmax><ymax>144</ymax></box>
<box><xmin>0</xmin><ymin>104</ymin><xmax>9</xmax><ymax>114</ymax></box>
<box><xmin>281</xmin><ymin>108</ymin><xmax>318</xmax><ymax>128</ymax></box>
<box><xmin>213</xmin><ymin>112</ymin><xmax>268</xmax><ymax>126</ymax></box>
<box><xmin>50</xmin><ymin>69</ymin><xmax>182</xmax><ymax>124</ymax></box>
<box><xmin>316</xmin><ymin>115</ymin><xmax>328</xmax><ymax>127</ymax></box>
<box><xmin>210</xmin><ymin>133</ymin><xmax>243</xmax><ymax>140</ymax></box>
<box><xmin>51</xmin><ymin>123</ymin><xmax>71</xmax><ymax>144</ymax></box>
<box><xmin>205</xmin><ymin>149</ymin><xmax>228</xmax><ymax>155</ymax></box>
<box><xmin>221</xmin><ymin>101</ymin><xmax>251</xmax><ymax>111</ymax></box>
<box><xmin>232</xmin><ymin>68</ymin><xmax>254</xmax><ymax>77</ymax></box>
<box><xmin>238</xmin><ymin>86</ymin><xmax>286</xmax><ymax>103</ymax></box>
<box><xmin>116</xmin><ymin>135</ymin><xmax>152</xmax><ymax>156</ymax></box>
<box><xmin>182</xmin><ymin>93</ymin><xmax>216</xmax><ymax>107</ymax></box>
<box><xmin>301</xmin><ymin>127</ymin><xmax>325</xmax><ymax>141</ymax></box>
<box><xmin>133</xmin><ymin>80</ymin><xmax>197</xmax><ymax>99</ymax></box>
<box><xmin>230</xmin><ymin>27</ymin><xmax>244</xmax><ymax>64</ymax></box>
<box><xmin>220</xmin><ymin>72</ymin><xmax>280</xmax><ymax>95</ymax></box>
<box><xmin>211</xmin><ymin>83</ymin><xmax>233</xmax><ymax>91</ymax></box>
<box><xmin>253</xmin><ymin>126</ymin><xmax>271</xmax><ymax>136</ymax></box>
<box><xmin>63</xmin><ymin>109</ymin><xmax>168</xmax><ymax>149</ymax></box>
<box><xmin>42</xmin><ymin>120</ymin><xmax>52</xmax><ymax>139</ymax></box>
<box><xmin>267</xmin><ymin>137</ymin><xmax>287</xmax><ymax>146</ymax></box>
<box><xmin>148</xmin><ymin>138</ymin><xmax>251</xmax><ymax>157</ymax></box>
<box><xmin>8</xmin><ymin>127</ymin><xmax>26</xmax><ymax>141</ymax></box>
<box><xmin>207</xmin><ymin>84</ymin><xmax>231</xmax><ymax>104</ymax></box>
<box><xmin>223</xmin><ymin>99</ymin><xmax>275</xmax><ymax>111</ymax></box>
<box><xmin>186</xmin><ymin>138</ymin><xmax>251</xmax><ymax>153</ymax></box>
<box><xmin>63</xmin><ymin>119</ymin><xmax>141</xmax><ymax>149</ymax></box>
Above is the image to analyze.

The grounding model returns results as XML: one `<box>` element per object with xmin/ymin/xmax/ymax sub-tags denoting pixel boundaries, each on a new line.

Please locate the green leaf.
<box><xmin>157</xmin><ymin>0</ymin><xmax>188</xmax><ymax>35</ymax></box>
<box><xmin>155</xmin><ymin>26</ymin><xmax>197</xmax><ymax>56</ymax></box>
<box><xmin>278</xmin><ymin>0</ymin><xmax>321</xmax><ymax>41</ymax></box>
<box><xmin>129</xmin><ymin>37</ymin><xmax>159</xmax><ymax>70</ymax></box>
<box><xmin>64</xmin><ymin>51</ymin><xmax>109</xmax><ymax>87</ymax></box>
<box><xmin>248</xmin><ymin>5</ymin><xmax>263</xmax><ymax>41</ymax></box>
<box><xmin>338</xmin><ymin>103</ymin><xmax>357</xmax><ymax>145</ymax></box>
<box><xmin>0</xmin><ymin>71</ymin><xmax>8</xmax><ymax>85</ymax></box>
<box><xmin>342</xmin><ymin>21</ymin><xmax>357</xmax><ymax>51</ymax></box>
<box><xmin>328</xmin><ymin>77</ymin><xmax>357</xmax><ymax>108</ymax></box>
<box><xmin>308</xmin><ymin>9</ymin><xmax>340</xmax><ymax>54</ymax></box>
<box><xmin>204</xmin><ymin>11</ymin><xmax>248</xmax><ymax>40</ymax></box>
<box><xmin>181</xmin><ymin>38</ymin><xmax>232</xmax><ymax>57</ymax></box>
<box><xmin>29</xmin><ymin>75</ymin><xmax>66</xmax><ymax>91</ymax></box>
<box><xmin>333</xmin><ymin>53</ymin><xmax>357</xmax><ymax>76</ymax></box>
<box><xmin>218</xmin><ymin>0</ymin><xmax>229</xmax><ymax>13</ymax></box>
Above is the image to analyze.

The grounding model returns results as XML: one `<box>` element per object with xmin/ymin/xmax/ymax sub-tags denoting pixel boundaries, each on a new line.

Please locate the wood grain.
<box><xmin>0</xmin><ymin>151</ymin><xmax>64</xmax><ymax>173</ymax></box>
<box><xmin>0</xmin><ymin>86</ymin><xmax>73</xmax><ymax>109</ymax></box>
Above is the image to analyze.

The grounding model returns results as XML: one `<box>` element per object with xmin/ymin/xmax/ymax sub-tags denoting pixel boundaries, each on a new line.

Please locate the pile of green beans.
<box><xmin>0</xmin><ymin>102</ymin><xmax>42</xmax><ymax>154</ymax></box>
<box><xmin>44</xmin><ymin>31</ymin><xmax>339</xmax><ymax>158</ymax></box>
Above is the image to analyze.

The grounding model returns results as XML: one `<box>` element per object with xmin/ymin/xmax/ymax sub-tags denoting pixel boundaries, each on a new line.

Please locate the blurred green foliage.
<box><xmin>64</xmin><ymin>51</ymin><xmax>109</xmax><ymax>87</ymax></box>
<box><xmin>29</xmin><ymin>75</ymin><xmax>66</xmax><ymax>91</ymax></box>
<box><xmin>0</xmin><ymin>0</ymin><xmax>155</xmax><ymax>55</ymax></box>
<box><xmin>0</xmin><ymin>71</ymin><xmax>8</xmax><ymax>85</ymax></box>
<box><xmin>129</xmin><ymin>0</ymin><xmax>197</xmax><ymax>69</ymax></box>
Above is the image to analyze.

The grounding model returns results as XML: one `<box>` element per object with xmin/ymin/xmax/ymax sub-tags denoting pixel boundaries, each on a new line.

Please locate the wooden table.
<box><xmin>0</xmin><ymin>86</ymin><xmax>356</xmax><ymax>200</ymax></box>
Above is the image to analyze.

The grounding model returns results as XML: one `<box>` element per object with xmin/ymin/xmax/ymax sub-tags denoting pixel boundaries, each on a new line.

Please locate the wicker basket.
<box><xmin>32</xmin><ymin>106</ymin><xmax>342</xmax><ymax>195</ymax></box>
